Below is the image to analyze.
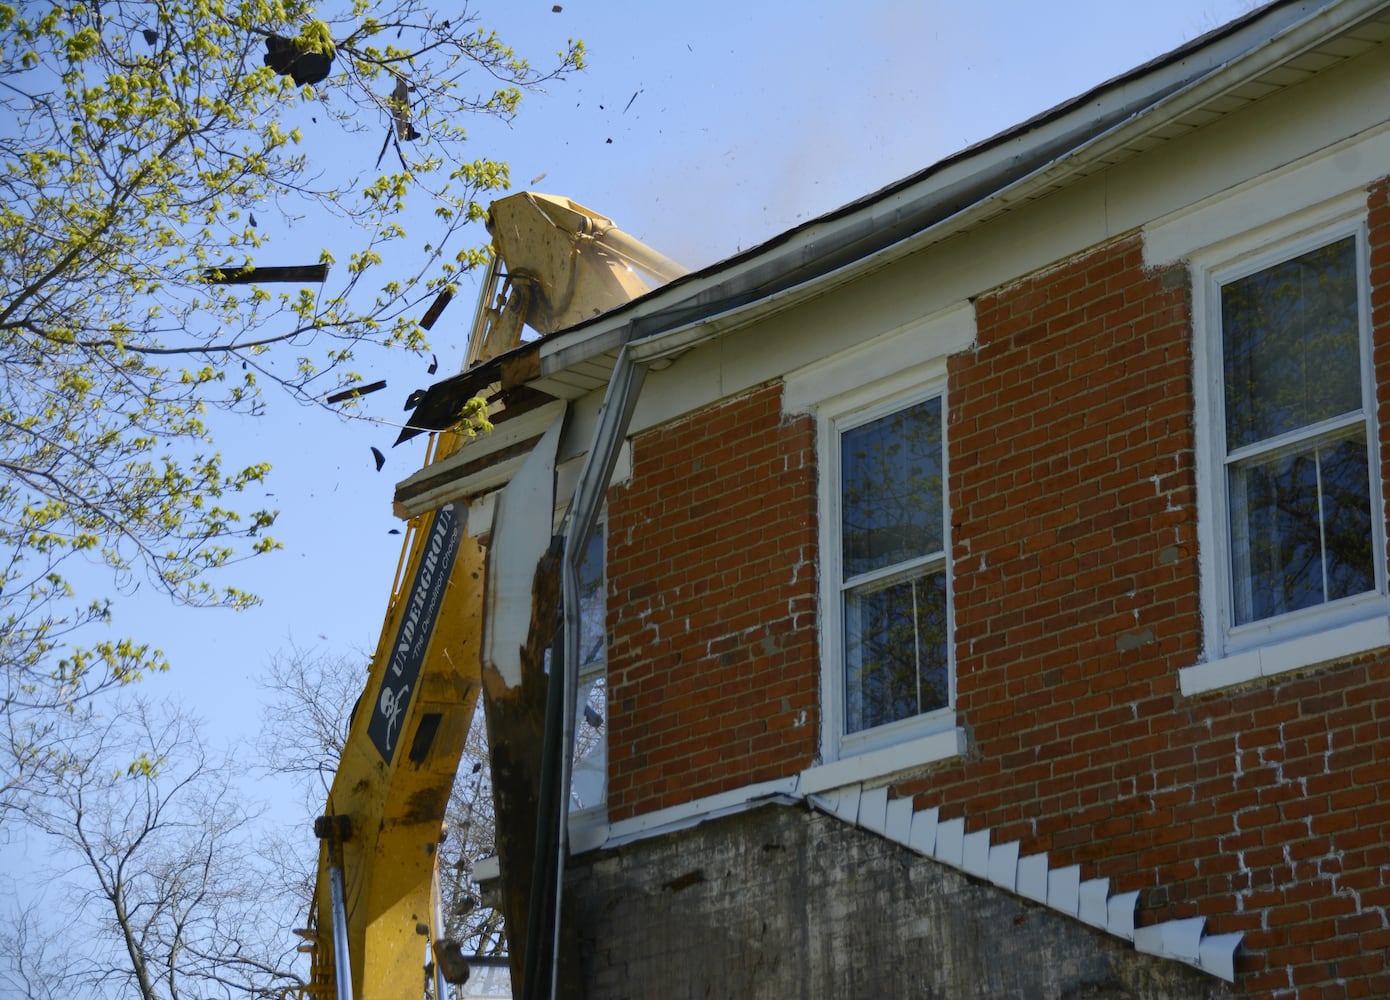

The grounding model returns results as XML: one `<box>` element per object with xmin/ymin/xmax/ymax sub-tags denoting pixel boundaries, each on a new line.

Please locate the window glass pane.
<box><xmin>1228</xmin><ymin>432</ymin><xmax>1373</xmax><ymax>625</ymax></box>
<box><xmin>570</xmin><ymin>675</ymin><xmax>607</xmax><ymax>811</ymax></box>
<box><xmin>571</xmin><ymin>519</ymin><xmax>606</xmax><ymax>812</ymax></box>
<box><xmin>1321</xmin><ymin>435</ymin><xmax>1375</xmax><ymax>603</ymax></box>
<box><xmin>843</xmin><ymin>569</ymin><xmax>948</xmax><ymax>734</ymax></box>
<box><xmin>577</xmin><ymin>522</ymin><xmax>605</xmax><ymax>670</ymax></box>
<box><xmin>1222</xmin><ymin>236</ymin><xmax>1360</xmax><ymax>450</ymax></box>
<box><xmin>841</xmin><ymin>396</ymin><xmax>943</xmax><ymax>578</ymax></box>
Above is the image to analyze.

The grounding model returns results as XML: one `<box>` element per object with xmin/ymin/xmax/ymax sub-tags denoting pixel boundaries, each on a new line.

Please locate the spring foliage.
<box><xmin>0</xmin><ymin>0</ymin><xmax>582</xmax><ymax>733</ymax></box>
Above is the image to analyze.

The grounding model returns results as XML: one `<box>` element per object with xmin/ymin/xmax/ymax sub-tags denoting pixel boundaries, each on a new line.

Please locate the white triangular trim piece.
<box><xmin>807</xmin><ymin>790</ymin><xmax>1243</xmax><ymax>982</ymax></box>
<box><xmin>886</xmin><ymin>796</ymin><xmax>914</xmax><ymax>843</ymax></box>
<box><xmin>1079</xmin><ymin>878</ymin><xmax>1110</xmax><ymax>929</ymax></box>
<box><xmin>1108</xmin><ymin>890</ymin><xmax>1141</xmax><ymax>942</ymax></box>
<box><xmin>1047</xmin><ymin>864</ymin><xmax>1082</xmax><ymax>917</ymax></box>
<box><xmin>934</xmin><ymin>817</ymin><xmax>965</xmax><ymax>868</ymax></box>
<box><xmin>808</xmin><ymin>785</ymin><xmax>861</xmax><ymax>825</ymax></box>
<box><xmin>909</xmin><ymin>807</ymin><xmax>939</xmax><ymax>855</ymax></box>
<box><xmin>962</xmin><ymin>830</ymin><xmax>991</xmax><ymax>879</ymax></box>
<box><xmin>859</xmin><ymin>786</ymin><xmax>889</xmax><ymax>834</ymax></box>
<box><xmin>987</xmin><ymin>840</ymin><xmax>1020</xmax><ymax>893</ymax></box>
<box><xmin>1198</xmin><ymin>931</ymin><xmax>1242</xmax><ymax>982</ymax></box>
<box><xmin>1135</xmin><ymin>917</ymin><xmax>1206</xmax><ymax>964</ymax></box>
<box><xmin>1016</xmin><ymin>852</ymin><xmax>1050</xmax><ymax>904</ymax></box>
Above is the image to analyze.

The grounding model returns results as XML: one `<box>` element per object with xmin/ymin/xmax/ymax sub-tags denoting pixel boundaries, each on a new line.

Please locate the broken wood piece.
<box><xmin>202</xmin><ymin>263</ymin><xmax>330</xmax><ymax>284</ymax></box>
<box><xmin>325</xmin><ymin>379</ymin><xmax>387</xmax><ymax>404</ymax></box>
<box><xmin>420</xmin><ymin>290</ymin><xmax>453</xmax><ymax>331</ymax></box>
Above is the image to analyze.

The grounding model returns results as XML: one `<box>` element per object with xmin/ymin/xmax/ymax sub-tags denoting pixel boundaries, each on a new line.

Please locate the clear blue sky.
<box><xmin>125</xmin><ymin>0</ymin><xmax>1258</xmax><ymax>800</ymax></box>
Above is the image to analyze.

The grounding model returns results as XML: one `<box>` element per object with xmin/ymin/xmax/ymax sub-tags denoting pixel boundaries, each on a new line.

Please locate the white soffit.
<box><xmin>481</xmin><ymin>412</ymin><xmax>564</xmax><ymax>690</ymax></box>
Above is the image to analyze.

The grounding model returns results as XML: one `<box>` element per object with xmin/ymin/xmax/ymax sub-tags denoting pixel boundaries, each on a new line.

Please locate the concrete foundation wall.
<box><xmin>567</xmin><ymin>804</ymin><xmax>1232</xmax><ymax>1000</ymax></box>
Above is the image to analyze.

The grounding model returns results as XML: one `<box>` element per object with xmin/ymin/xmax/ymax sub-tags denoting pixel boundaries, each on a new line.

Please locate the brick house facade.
<box><xmin>401</xmin><ymin>2</ymin><xmax>1390</xmax><ymax>996</ymax></box>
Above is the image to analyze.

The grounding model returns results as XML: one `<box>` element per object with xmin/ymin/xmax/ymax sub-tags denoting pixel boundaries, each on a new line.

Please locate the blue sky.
<box><xmin>100</xmin><ymin>0</ymin><xmax>1258</xmax><ymax>802</ymax></box>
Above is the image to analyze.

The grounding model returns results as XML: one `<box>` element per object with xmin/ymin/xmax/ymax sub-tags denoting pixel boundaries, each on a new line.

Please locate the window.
<box><xmin>569</xmin><ymin>517</ymin><xmax>607</xmax><ymax>812</ymax></box>
<box><xmin>1202</xmin><ymin>223</ymin><xmax>1385</xmax><ymax>657</ymax></box>
<box><xmin>824</xmin><ymin>388</ymin><xmax>953</xmax><ymax>757</ymax></box>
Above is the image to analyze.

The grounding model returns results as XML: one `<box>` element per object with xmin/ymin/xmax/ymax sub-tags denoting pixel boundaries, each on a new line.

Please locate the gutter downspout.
<box><xmin>550</xmin><ymin>339</ymin><xmax>647</xmax><ymax>999</ymax></box>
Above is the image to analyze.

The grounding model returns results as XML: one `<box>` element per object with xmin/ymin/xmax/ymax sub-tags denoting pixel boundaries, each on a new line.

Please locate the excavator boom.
<box><xmin>298</xmin><ymin>193</ymin><xmax>683</xmax><ymax>1000</ymax></box>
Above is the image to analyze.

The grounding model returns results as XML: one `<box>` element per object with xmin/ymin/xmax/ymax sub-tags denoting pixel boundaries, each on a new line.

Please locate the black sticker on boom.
<box><xmin>368</xmin><ymin>504</ymin><xmax>461</xmax><ymax>763</ymax></box>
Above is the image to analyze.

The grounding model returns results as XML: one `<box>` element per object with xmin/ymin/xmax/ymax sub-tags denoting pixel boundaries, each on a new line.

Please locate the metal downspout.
<box><xmin>550</xmin><ymin>339</ymin><xmax>647</xmax><ymax>999</ymax></box>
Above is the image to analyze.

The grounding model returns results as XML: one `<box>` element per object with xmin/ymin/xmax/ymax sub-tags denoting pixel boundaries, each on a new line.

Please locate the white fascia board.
<box><xmin>533</xmin><ymin>0</ymin><xmax>1380</xmax><ymax>387</ymax></box>
<box><xmin>395</xmin><ymin>399</ymin><xmax>567</xmax><ymax>517</ymax></box>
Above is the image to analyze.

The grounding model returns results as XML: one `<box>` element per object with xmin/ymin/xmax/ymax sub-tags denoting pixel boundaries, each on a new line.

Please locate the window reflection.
<box><xmin>839</xmin><ymin>396</ymin><xmax>949</xmax><ymax>736</ymax></box>
<box><xmin>571</xmin><ymin>520</ymin><xmax>607</xmax><ymax>811</ymax></box>
<box><xmin>1220</xmin><ymin>235</ymin><xmax>1375</xmax><ymax>627</ymax></box>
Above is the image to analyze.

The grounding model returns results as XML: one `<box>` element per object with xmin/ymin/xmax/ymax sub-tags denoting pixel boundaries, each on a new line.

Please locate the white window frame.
<box><xmin>816</xmin><ymin>375</ymin><xmax>957</xmax><ymax>764</ymax></box>
<box><xmin>1186</xmin><ymin>207</ymin><xmax>1389</xmax><ymax>694</ymax></box>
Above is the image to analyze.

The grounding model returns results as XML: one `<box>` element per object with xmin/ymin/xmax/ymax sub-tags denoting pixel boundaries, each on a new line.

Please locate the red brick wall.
<box><xmin>605</xmin><ymin>382</ymin><xmax>819</xmax><ymax>818</ymax></box>
<box><xmin>893</xmin><ymin>219</ymin><xmax>1390</xmax><ymax>998</ymax></box>
<box><xmin>601</xmin><ymin>183</ymin><xmax>1390</xmax><ymax>996</ymax></box>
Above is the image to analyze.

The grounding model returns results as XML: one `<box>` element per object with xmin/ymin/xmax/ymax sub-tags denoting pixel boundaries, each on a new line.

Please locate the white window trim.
<box><xmin>816</xmin><ymin>370</ymin><xmax>959</xmax><ymax>765</ymax></box>
<box><xmin>1187</xmin><ymin>205</ymin><xmax>1390</xmax><ymax>694</ymax></box>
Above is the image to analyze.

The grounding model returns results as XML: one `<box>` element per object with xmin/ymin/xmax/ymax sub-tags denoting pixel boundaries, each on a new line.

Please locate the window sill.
<box><xmin>1179</xmin><ymin>615</ymin><xmax>1390</xmax><ymax>696</ymax></box>
<box><xmin>798</xmin><ymin>727</ymin><xmax>966</xmax><ymax>795</ymax></box>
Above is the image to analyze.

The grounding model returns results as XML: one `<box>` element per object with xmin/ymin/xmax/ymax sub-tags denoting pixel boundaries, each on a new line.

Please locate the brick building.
<box><xmin>397</xmin><ymin>1</ymin><xmax>1390</xmax><ymax>995</ymax></box>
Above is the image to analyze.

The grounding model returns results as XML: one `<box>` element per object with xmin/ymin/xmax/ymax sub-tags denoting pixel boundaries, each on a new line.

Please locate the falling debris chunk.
<box><xmin>419</xmin><ymin>289</ymin><xmax>452</xmax><ymax>330</ymax></box>
<box><xmin>325</xmin><ymin>380</ymin><xmax>387</xmax><ymax>404</ymax></box>
<box><xmin>623</xmin><ymin>89</ymin><xmax>641</xmax><ymax>114</ymax></box>
<box><xmin>605</xmin><ymin>137</ymin><xmax>613</xmax><ymax>144</ymax></box>
<box><xmin>249</xmin><ymin>212</ymin><xmax>258</xmax><ymax>227</ymax></box>
<box><xmin>427</xmin><ymin>354</ymin><xmax>438</xmax><ymax>375</ymax></box>
<box><xmin>389</xmin><ymin>74</ymin><xmax>420</xmax><ymax>141</ymax></box>
<box><xmin>529</xmin><ymin>172</ymin><xmax>548</xmax><ymax>186</ymax></box>
<box><xmin>142</xmin><ymin>27</ymin><xmax>157</xmax><ymax>45</ymax></box>
<box><xmin>552</xmin><ymin>4</ymin><xmax>562</xmax><ymax>10</ymax></box>
<box><xmin>371</xmin><ymin>446</ymin><xmax>386</xmax><ymax>471</ymax></box>
<box><xmin>201</xmin><ymin>263</ymin><xmax>329</xmax><ymax>284</ymax></box>
<box><xmin>263</xmin><ymin>34</ymin><xmax>334</xmax><ymax>87</ymax></box>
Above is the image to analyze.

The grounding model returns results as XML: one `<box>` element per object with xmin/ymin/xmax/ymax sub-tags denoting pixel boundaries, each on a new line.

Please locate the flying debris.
<box><xmin>420</xmin><ymin>290</ymin><xmax>452</xmax><ymax>331</ymax></box>
<box><xmin>427</xmin><ymin>354</ymin><xmax>439</xmax><ymax>375</ymax></box>
<box><xmin>325</xmin><ymin>380</ymin><xmax>387</xmax><ymax>404</ymax></box>
<box><xmin>371</xmin><ymin>447</ymin><xmax>386</xmax><ymax>472</ymax></box>
<box><xmin>263</xmin><ymin>34</ymin><xmax>333</xmax><ymax>87</ymax></box>
<box><xmin>201</xmin><ymin>263</ymin><xmax>329</xmax><ymax>284</ymax></box>
<box><xmin>249</xmin><ymin>212</ymin><xmax>258</xmax><ymax>227</ymax></box>
<box><xmin>142</xmin><ymin>27</ymin><xmax>157</xmax><ymax>45</ymax></box>
<box><xmin>390</xmin><ymin>75</ymin><xmax>420</xmax><ymax>141</ymax></box>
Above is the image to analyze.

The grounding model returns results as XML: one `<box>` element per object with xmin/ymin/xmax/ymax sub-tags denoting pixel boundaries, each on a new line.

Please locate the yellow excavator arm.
<box><xmin>295</xmin><ymin>193</ymin><xmax>683</xmax><ymax>1000</ymax></box>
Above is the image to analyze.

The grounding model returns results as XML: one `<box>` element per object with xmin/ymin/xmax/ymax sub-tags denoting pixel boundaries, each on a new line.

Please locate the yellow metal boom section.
<box><xmin>298</xmin><ymin>192</ymin><xmax>685</xmax><ymax>999</ymax></box>
<box><xmin>306</xmin><ymin>431</ymin><xmax>484</xmax><ymax>999</ymax></box>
